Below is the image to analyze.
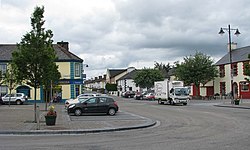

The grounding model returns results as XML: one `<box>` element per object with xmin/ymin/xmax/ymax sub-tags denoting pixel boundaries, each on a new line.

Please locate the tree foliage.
<box><xmin>154</xmin><ymin>61</ymin><xmax>171</xmax><ymax>78</ymax></box>
<box><xmin>1</xmin><ymin>63</ymin><xmax>21</xmax><ymax>106</ymax></box>
<box><xmin>175</xmin><ymin>52</ymin><xmax>218</xmax><ymax>95</ymax></box>
<box><xmin>105</xmin><ymin>83</ymin><xmax>117</xmax><ymax>91</ymax></box>
<box><xmin>243</xmin><ymin>54</ymin><xmax>250</xmax><ymax>81</ymax></box>
<box><xmin>133</xmin><ymin>68</ymin><xmax>164</xmax><ymax>89</ymax></box>
<box><xmin>12</xmin><ymin>6</ymin><xmax>58</xmax><ymax>121</ymax></box>
<box><xmin>12</xmin><ymin>6</ymin><xmax>55</xmax><ymax>88</ymax></box>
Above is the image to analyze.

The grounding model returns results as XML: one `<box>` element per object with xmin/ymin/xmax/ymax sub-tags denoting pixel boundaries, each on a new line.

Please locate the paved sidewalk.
<box><xmin>0</xmin><ymin>103</ymin><xmax>156</xmax><ymax>135</ymax></box>
<box><xmin>213</xmin><ymin>99</ymin><xmax>250</xmax><ymax>109</ymax></box>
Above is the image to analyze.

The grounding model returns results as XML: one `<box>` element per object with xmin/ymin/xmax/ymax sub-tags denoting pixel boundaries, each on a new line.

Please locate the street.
<box><xmin>0</xmin><ymin>97</ymin><xmax>249</xmax><ymax>150</ymax></box>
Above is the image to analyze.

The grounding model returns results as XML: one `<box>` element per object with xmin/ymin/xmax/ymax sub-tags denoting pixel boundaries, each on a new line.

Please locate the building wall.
<box><xmin>214</xmin><ymin>62</ymin><xmax>250</xmax><ymax>98</ymax></box>
<box><xmin>58</xmin><ymin>62</ymin><xmax>70</xmax><ymax>79</ymax></box>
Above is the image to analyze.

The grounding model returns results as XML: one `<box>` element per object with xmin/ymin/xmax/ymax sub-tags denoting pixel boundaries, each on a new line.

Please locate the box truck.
<box><xmin>154</xmin><ymin>80</ymin><xmax>190</xmax><ymax>105</ymax></box>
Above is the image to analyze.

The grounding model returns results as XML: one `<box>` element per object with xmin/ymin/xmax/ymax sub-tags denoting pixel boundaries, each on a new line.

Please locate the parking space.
<box><xmin>69</xmin><ymin>111</ymin><xmax>146</xmax><ymax>121</ymax></box>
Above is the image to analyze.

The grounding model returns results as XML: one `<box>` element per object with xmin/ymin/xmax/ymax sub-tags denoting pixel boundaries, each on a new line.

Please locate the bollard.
<box><xmin>36</xmin><ymin>106</ymin><xmax>40</xmax><ymax>130</ymax></box>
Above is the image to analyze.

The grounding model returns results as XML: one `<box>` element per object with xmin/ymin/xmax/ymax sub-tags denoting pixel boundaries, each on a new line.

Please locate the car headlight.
<box><xmin>68</xmin><ymin>104</ymin><xmax>76</xmax><ymax>109</ymax></box>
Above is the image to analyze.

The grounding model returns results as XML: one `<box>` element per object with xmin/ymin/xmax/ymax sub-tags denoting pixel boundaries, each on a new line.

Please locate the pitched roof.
<box><xmin>215</xmin><ymin>46</ymin><xmax>250</xmax><ymax>65</ymax></box>
<box><xmin>0</xmin><ymin>44</ymin><xmax>83</xmax><ymax>62</ymax></box>
<box><xmin>118</xmin><ymin>69</ymin><xmax>138</xmax><ymax>80</ymax></box>
<box><xmin>108</xmin><ymin>69</ymin><xmax>126</xmax><ymax>78</ymax></box>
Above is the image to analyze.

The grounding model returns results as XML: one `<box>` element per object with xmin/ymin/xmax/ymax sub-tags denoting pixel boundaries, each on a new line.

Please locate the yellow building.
<box><xmin>0</xmin><ymin>41</ymin><xmax>84</xmax><ymax>102</ymax></box>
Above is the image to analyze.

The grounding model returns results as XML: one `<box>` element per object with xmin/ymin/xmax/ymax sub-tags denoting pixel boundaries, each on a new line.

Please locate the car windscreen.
<box><xmin>174</xmin><ymin>88</ymin><xmax>189</xmax><ymax>96</ymax></box>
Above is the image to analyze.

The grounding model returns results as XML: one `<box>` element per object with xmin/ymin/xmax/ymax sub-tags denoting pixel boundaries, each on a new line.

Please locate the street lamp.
<box><xmin>218</xmin><ymin>24</ymin><xmax>240</xmax><ymax>100</ymax></box>
<box><xmin>82</xmin><ymin>64</ymin><xmax>89</xmax><ymax>79</ymax></box>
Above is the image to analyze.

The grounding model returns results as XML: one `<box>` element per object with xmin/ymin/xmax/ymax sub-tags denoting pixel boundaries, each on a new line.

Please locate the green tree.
<box><xmin>154</xmin><ymin>61</ymin><xmax>171</xmax><ymax>78</ymax></box>
<box><xmin>105</xmin><ymin>83</ymin><xmax>117</xmax><ymax>92</ymax></box>
<box><xmin>133</xmin><ymin>68</ymin><xmax>164</xmax><ymax>89</ymax></box>
<box><xmin>12</xmin><ymin>6</ymin><xmax>56</xmax><ymax>122</ymax></box>
<box><xmin>42</xmin><ymin>62</ymin><xmax>61</xmax><ymax>111</ymax></box>
<box><xmin>243</xmin><ymin>54</ymin><xmax>250</xmax><ymax>81</ymax></box>
<box><xmin>1</xmin><ymin>63</ymin><xmax>21</xmax><ymax>107</ymax></box>
<box><xmin>175</xmin><ymin>52</ymin><xmax>218</xmax><ymax>97</ymax></box>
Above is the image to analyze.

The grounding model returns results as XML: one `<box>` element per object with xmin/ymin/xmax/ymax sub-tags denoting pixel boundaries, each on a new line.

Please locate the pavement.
<box><xmin>213</xmin><ymin>99</ymin><xmax>250</xmax><ymax>109</ymax></box>
<box><xmin>0</xmin><ymin>103</ymin><xmax>156</xmax><ymax>135</ymax></box>
<box><xmin>0</xmin><ymin>99</ymin><xmax>249</xmax><ymax>135</ymax></box>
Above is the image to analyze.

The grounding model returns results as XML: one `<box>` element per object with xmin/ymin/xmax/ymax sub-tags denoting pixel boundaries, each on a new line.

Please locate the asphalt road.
<box><xmin>0</xmin><ymin>97</ymin><xmax>249</xmax><ymax>150</ymax></box>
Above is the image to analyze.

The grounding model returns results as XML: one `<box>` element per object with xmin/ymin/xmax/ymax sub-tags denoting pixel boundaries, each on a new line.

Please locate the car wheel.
<box><xmin>183</xmin><ymin>103</ymin><xmax>187</xmax><ymax>105</ymax></box>
<box><xmin>16</xmin><ymin>100</ymin><xmax>22</xmax><ymax>105</ymax></box>
<box><xmin>108</xmin><ymin>108</ymin><xmax>116</xmax><ymax>116</ymax></box>
<box><xmin>74</xmin><ymin>108</ymin><xmax>82</xmax><ymax>116</ymax></box>
<box><xmin>170</xmin><ymin>100</ymin><xmax>174</xmax><ymax>105</ymax></box>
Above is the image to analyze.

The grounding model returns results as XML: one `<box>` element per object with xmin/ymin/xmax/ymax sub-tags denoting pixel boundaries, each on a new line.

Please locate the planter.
<box><xmin>45</xmin><ymin>115</ymin><xmax>57</xmax><ymax>126</ymax></box>
<box><xmin>234</xmin><ymin>100</ymin><xmax>240</xmax><ymax>105</ymax></box>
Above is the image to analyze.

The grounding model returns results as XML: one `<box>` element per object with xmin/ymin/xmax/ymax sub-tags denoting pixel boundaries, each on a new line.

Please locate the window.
<box><xmin>75</xmin><ymin>63</ymin><xmax>80</xmax><ymax>77</ymax></box>
<box><xmin>243</xmin><ymin>61</ymin><xmax>250</xmax><ymax>75</ymax></box>
<box><xmin>220</xmin><ymin>82</ymin><xmax>226</xmax><ymax>96</ymax></box>
<box><xmin>219</xmin><ymin>65</ymin><xmax>225</xmax><ymax>77</ymax></box>
<box><xmin>99</xmin><ymin>97</ymin><xmax>107</xmax><ymax>103</ymax></box>
<box><xmin>240</xmin><ymin>82</ymin><xmax>249</xmax><ymax>92</ymax></box>
<box><xmin>231</xmin><ymin>63</ymin><xmax>238</xmax><ymax>76</ymax></box>
<box><xmin>0</xmin><ymin>64</ymin><xmax>7</xmax><ymax>76</ymax></box>
<box><xmin>0</xmin><ymin>86</ymin><xmax>8</xmax><ymax>97</ymax></box>
<box><xmin>75</xmin><ymin>85</ymin><xmax>80</xmax><ymax>97</ymax></box>
<box><xmin>87</xmin><ymin>98</ymin><xmax>97</xmax><ymax>104</ymax></box>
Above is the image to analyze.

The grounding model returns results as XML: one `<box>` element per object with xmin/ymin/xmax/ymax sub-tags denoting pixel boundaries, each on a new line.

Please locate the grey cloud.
<box><xmin>1</xmin><ymin>0</ymin><xmax>250</xmax><ymax>78</ymax></box>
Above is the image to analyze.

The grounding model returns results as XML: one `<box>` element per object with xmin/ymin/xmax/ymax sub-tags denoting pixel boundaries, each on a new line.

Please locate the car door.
<box><xmin>83</xmin><ymin>97</ymin><xmax>98</xmax><ymax>113</ymax></box>
<box><xmin>12</xmin><ymin>94</ymin><xmax>17</xmax><ymax>102</ymax></box>
<box><xmin>96</xmin><ymin>97</ymin><xmax>109</xmax><ymax>113</ymax></box>
<box><xmin>3</xmin><ymin>94</ymin><xmax>14</xmax><ymax>102</ymax></box>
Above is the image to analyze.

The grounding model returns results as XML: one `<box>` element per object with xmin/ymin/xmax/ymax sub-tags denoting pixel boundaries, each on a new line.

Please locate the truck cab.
<box><xmin>155</xmin><ymin>80</ymin><xmax>190</xmax><ymax>105</ymax></box>
<box><xmin>169</xmin><ymin>87</ymin><xmax>190</xmax><ymax>105</ymax></box>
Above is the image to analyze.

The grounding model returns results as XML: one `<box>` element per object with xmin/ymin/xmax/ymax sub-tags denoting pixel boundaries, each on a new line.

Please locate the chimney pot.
<box><xmin>57</xmin><ymin>41</ymin><xmax>69</xmax><ymax>51</ymax></box>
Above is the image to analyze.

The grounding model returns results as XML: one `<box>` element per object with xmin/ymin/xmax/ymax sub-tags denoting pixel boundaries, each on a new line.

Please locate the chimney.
<box><xmin>228</xmin><ymin>42</ymin><xmax>237</xmax><ymax>52</ymax></box>
<box><xmin>99</xmin><ymin>76</ymin><xmax>102</xmax><ymax>79</ymax></box>
<box><xmin>57</xmin><ymin>41</ymin><xmax>69</xmax><ymax>51</ymax></box>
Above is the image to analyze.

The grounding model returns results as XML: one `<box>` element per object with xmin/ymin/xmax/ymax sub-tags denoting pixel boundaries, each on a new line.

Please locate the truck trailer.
<box><xmin>154</xmin><ymin>80</ymin><xmax>190</xmax><ymax>105</ymax></box>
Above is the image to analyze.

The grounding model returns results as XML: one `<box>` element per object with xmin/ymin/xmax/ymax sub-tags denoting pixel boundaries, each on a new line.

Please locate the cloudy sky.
<box><xmin>0</xmin><ymin>0</ymin><xmax>249</xmax><ymax>79</ymax></box>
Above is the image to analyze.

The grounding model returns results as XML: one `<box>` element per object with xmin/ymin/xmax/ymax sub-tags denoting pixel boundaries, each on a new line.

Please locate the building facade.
<box><xmin>192</xmin><ymin>45</ymin><xmax>250</xmax><ymax>99</ymax></box>
<box><xmin>214</xmin><ymin>46</ymin><xmax>250</xmax><ymax>99</ymax></box>
<box><xmin>0</xmin><ymin>41</ymin><xmax>84</xmax><ymax>102</ymax></box>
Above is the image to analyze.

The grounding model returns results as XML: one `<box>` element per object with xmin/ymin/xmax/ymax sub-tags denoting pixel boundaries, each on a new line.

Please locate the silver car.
<box><xmin>1</xmin><ymin>93</ymin><xmax>27</xmax><ymax>105</ymax></box>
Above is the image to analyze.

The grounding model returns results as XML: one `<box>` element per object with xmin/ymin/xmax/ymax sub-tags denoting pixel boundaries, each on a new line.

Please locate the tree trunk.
<box><xmin>45</xmin><ymin>89</ymin><xmax>48</xmax><ymax>111</ymax></box>
<box><xmin>34</xmin><ymin>86</ymin><xmax>37</xmax><ymax>123</ymax></box>
<box><xmin>8</xmin><ymin>89</ymin><xmax>12</xmax><ymax>107</ymax></box>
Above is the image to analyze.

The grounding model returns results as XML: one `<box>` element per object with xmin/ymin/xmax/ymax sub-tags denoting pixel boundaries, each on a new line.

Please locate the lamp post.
<box><xmin>82</xmin><ymin>64</ymin><xmax>89</xmax><ymax>92</ymax></box>
<box><xmin>219</xmin><ymin>24</ymin><xmax>240</xmax><ymax>100</ymax></box>
<box><xmin>82</xmin><ymin>64</ymin><xmax>89</xmax><ymax>77</ymax></box>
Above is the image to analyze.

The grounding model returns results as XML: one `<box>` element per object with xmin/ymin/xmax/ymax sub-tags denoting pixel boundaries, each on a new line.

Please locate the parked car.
<box><xmin>1</xmin><ymin>93</ymin><xmax>27</xmax><ymax>105</ymax></box>
<box><xmin>123</xmin><ymin>91</ymin><xmax>136</xmax><ymax>98</ymax></box>
<box><xmin>0</xmin><ymin>97</ymin><xmax>3</xmax><ymax>105</ymax></box>
<box><xmin>143</xmin><ymin>93</ymin><xmax>155</xmax><ymax>100</ymax></box>
<box><xmin>67</xmin><ymin>96</ymin><xmax>119</xmax><ymax>116</ymax></box>
<box><xmin>64</xmin><ymin>93</ymin><xmax>101</xmax><ymax>109</ymax></box>
<box><xmin>65</xmin><ymin>97</ymin><xmax>91</xmax><ymax>109</ymax></box>
<box><xmin>77</xmin><ymin>93</ymin><xmax>101</xmax><ymax>98</ymax></box>
<box><xmin>134</xmin><ymin>92</ymin><xmax>146</xmax><ymax>100</ymax></box>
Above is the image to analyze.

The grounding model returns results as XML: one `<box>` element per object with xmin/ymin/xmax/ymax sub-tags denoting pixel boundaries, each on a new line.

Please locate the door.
<box><xmin>233</xmin><ymin>82</ymin><xmax>238</xmax><ymax>99</ymax></box>
<box><xmin>3</xmin><ymin>94</ymin><xmax>15</xmax><ymax>102</ymax></box>
<box><xmin>83</xmin><ymin>97</ymin><xmax>98</xmax><ymax>113</ymax></box>
<box><xmin>97</xmin><ymin>97</ymin><xmax>109</xmax><ymax>113</ymax></box>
